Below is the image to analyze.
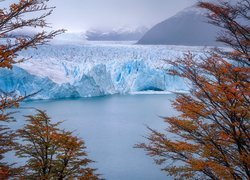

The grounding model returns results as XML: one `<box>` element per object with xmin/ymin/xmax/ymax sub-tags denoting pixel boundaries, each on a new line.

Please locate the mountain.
<box><xmin>85</xmin><ymin>27</ymin><xmax>148</xmax><ymax>41</ymax></box>
<box><xmin>137</xmin><ymin>6</ymin><xmax>222</xmax><ymax>46</ymax></box>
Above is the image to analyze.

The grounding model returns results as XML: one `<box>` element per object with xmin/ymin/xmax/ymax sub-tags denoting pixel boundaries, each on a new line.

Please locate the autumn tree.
<box><xmin>0</xmin><ymin>0</ymin><xmax>64</xmax><ymax>178</ymax></box>
<box><xmin>16</xmin><ymin>110</ymin><xmax>99</xmax><ymax>179</ymax></box>
<box><xmin>137</xmin><ymin>0</ymin><xmax>250</xmax><ymax>179</ymax></box>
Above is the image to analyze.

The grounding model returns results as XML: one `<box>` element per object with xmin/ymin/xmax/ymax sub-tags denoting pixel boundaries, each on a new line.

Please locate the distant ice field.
<box><xmin>0</xmin><ymin>42</ymin><xmax>217</xmax><ymax>99</ymax></box>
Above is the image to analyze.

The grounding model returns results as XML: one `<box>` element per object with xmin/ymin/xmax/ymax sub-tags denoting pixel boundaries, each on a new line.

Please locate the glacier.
<box><xmin>0</xmin><ymin>42</ymin><xmax>206</xmax><ymax>99</ymax></box>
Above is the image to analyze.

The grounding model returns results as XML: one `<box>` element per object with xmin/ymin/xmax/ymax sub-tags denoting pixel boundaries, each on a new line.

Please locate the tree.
<box><xmin>16</xmin><ymin>110</ymin><xmax>99</xmax><ymax>179</ymax></box>
<box><xmin>136</xmin><ymin>0</ymin><xmax>250</xmax><ymax>179</ymax></box>
<box><xmin>0</xmin><ymin>0</ymin><xmax>64</xmax><ymax>178</ymax></box>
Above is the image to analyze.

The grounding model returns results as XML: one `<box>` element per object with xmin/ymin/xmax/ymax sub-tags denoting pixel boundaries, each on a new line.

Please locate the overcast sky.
<box><xmin>1</xmin><ymin>0</ymin><xmax>198</xmax><ymax>32</ymax></box>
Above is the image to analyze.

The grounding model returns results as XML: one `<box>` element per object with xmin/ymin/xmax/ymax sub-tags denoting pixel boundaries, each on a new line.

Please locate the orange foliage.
<box><xmin>16</xmin><ymin>110</ymin><xmax>99</xmax><ymax>179</ymax></box>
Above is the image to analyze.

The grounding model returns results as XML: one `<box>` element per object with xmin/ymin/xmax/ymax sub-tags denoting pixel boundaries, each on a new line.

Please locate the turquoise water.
<box><xmin>11</xmin><ymin>94</ymin><xmax>177</xmax><ymax>180</ymax></box>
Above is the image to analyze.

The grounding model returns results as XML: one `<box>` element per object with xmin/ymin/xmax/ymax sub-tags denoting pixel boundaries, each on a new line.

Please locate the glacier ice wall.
<box><xmin>0</xmin><ymin>67</ymin><xmax>79</xmax><ymax>99</ymax></box>
<box><xmin>0</xmin><ymin>43</ymin><xmax>203</xmax><ymax>99</ymax></box>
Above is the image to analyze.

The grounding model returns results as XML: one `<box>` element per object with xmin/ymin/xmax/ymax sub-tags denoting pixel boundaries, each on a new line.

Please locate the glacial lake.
<box><xmin>10</xmin><ymin>94</ymin><xmax>177</xmax><ymax>180</ymax></box>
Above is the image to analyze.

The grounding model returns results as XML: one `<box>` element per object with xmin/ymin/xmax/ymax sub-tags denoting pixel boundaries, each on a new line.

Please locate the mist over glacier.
<box><xmin>0</xmin><ymin>43</ymin><xmax>206</xmax><ymax>99</ymax></box>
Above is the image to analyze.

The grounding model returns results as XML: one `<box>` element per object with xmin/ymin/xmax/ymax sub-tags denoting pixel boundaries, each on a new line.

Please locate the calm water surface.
<box><xmin>11</xmin><ymin>94</ymin><xmax>177</xmax><ymax>180</ymax></box>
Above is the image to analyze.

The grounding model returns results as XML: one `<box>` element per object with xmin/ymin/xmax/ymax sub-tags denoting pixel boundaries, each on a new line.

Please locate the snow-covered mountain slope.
<box><xmin>85</xmin><ymin>27</ymin><xmax>148</xmax><ymax>41</ymax></box>
<box><xmin>0</xmin><ymin>43</ymin><xmax>206</xmax><ymax>99</ymax></box>
<box><xmin>137</xmin><ymin>6</ymin><xmax>222</xmax><ymax>46</ymax></box>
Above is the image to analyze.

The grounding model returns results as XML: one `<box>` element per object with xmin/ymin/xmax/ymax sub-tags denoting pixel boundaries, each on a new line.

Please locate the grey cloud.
<box><xmin>1</xmin><ymin>0</ymin><xmax>198</xmax><ymax>32</ymax></box>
